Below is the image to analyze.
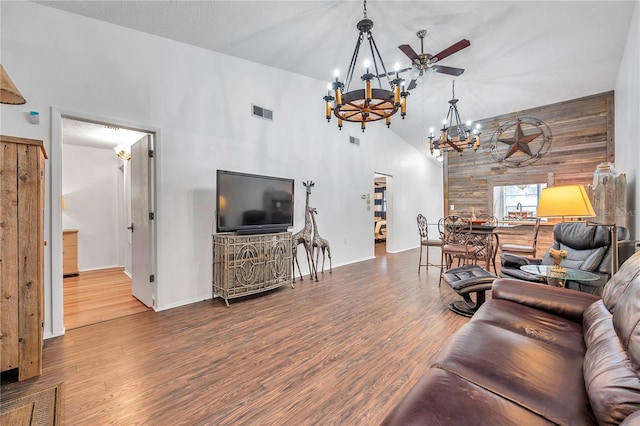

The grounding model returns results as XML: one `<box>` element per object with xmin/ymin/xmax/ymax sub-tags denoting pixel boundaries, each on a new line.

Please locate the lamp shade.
<box><xmin>537</xmin><ymin>185</ymin><xmax>596</xmax><ymax>218</ymax></box>
<box><xmin>0</xmin><ymin>65</ymin><xmax>26</xmax><ymax>105</ymax></box>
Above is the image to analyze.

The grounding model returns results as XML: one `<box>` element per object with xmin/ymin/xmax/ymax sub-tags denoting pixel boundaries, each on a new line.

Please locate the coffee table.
<box><xmin>520</xmin><ymin>264</ymin><xmax>601</xmax><ymax>287</ymax></box>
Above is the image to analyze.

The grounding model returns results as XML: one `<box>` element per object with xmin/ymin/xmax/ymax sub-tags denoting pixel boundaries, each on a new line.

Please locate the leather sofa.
<box><xmin>383</xmin><ymin>250</ymin><xmax>640</xmax><ymax>425</ymax></box>
<box><xmin>500</xmin><ymin>222</ymin><xmax>632</xmax><ymax>294</ymax></box>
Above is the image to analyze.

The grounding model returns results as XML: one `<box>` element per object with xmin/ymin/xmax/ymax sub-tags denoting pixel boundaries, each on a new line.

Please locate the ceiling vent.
<box><xmin>252</xmin><ymin>104</ymin><xmax>273</xmax><ymax>121</ymax></box>
<box><xmin>349</xmin><ymin>136</ymin><xmax>360</xmax><ymax>146</ymax></box>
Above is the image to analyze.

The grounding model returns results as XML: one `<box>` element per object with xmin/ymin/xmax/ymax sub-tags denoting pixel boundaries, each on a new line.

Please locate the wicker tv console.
<box><xmin>212</xmin><ymin>232</ymin><xmax>293</xmax><ymax>306</ymax></box>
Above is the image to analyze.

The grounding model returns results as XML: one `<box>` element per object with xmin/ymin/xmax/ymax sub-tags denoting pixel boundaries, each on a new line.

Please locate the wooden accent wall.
<box><xmin>444</xmin><ymin>91</ymin><xmax>614</xmax><ymax>218</ymax></box>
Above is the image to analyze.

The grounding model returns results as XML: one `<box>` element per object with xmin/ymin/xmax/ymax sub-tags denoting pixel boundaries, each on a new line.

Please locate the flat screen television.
<box><xmin>216</xmin><ymin>170</ymin><xmax>294</xmax><ymax>234</ymax></box>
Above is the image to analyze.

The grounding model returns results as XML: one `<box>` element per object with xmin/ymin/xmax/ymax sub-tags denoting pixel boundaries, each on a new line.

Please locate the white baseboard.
<box><xmin>45</xmin><ymin>328</ymin><xmax>65</xmax><ymax>340</ymax></box>
<box><xmin>156</xmin><ymin>295</ymin><xmax>212</xmax><ymax>312</ymax></box>
<box><xmin>78</xmin><ymin>265</ymin><xmax>123</xmax><ymax>272</ymax></box>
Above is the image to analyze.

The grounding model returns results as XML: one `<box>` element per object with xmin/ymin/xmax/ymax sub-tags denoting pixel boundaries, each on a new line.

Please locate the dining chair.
<box><xmin>417</xmin><ymin>214</ymin><xmax>443</xmax><ymax>274</ymax></box>
<box><xmin>469</xmin><ymin>214</ymin><xmax>499</xmax><ymax>273</ymax></box>
<box><xmin>500</xmin><ymin>218</ymin><xmax>541</xmax><ymax>258</ymax></box>
<box><xmin>439</xmin><ymin>215</ymin><xmax>477</xmax><ymax>286</ymax></box>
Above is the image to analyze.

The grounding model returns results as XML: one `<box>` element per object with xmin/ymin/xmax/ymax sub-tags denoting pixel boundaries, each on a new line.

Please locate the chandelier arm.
<box><xmin>445</xmin><ymin>105</ymin><xmax>454</xmax><ymax>131</ymax></box>
<box><xmin>341</xmin><ymin>110</ymin><xmax>363</xmax><ymax>120</ymax></box>
<box><xmin>448</xmin><ymin>141</ymin><xmax>464</xmax><ymax>153</ymax></box>
<box><xmin>369</xmin><ymin>110</ymin><xmax>394</xmax><ymax>119</ymax></box>
<box><xmin>453</xmin><ymin>104</ymin><xmax>467</xmax><ymax>140</ymax></box>
<box><xmin>340</xmin><ymin>100</ymin><xmax>366</xmax><ymax>111</ymax></box>
<box><xmin>368</xmin><ymin>33</ymin><xmax>392</xmax><ymax>89</ymax></box>
<box><xmin>369</xmin><ymin>100</ymin><xmax>393</xmax><ymax>109</ymax></box>
<box><xmin>345</xmin><ymin>32</ymin><xmax>364</xmax><ymax>91</ymax></box>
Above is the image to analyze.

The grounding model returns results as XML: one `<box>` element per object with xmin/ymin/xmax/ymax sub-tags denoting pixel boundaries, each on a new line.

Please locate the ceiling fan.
<box><xmin>392</xmin><ymin>30</ymin><xmax>470</xmax><ymax>90</ymax></box>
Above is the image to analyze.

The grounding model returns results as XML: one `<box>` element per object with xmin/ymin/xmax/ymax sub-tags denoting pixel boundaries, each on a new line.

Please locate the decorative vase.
<box><xmin>593</xmin><ymin>162</ymin><xmax>616</xmax><ymax>187</ymax></box>
<box><xmin>549</xmin><ymin>248</ymin><xmax>568</xmax><ymax>273</ymax></box>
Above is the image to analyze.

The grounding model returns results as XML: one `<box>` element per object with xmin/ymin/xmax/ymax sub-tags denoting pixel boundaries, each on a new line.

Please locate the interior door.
<box><xmin>130</xmin><ymin>135</ymin><xmax>154</xmax><ymax>307</ymax></box>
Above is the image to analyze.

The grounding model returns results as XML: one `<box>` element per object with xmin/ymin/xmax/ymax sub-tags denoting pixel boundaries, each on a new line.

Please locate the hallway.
<box><xmin>63</xmin><ymin>268</ymin><xmax>149</xmax><ymax>329</ymax></box>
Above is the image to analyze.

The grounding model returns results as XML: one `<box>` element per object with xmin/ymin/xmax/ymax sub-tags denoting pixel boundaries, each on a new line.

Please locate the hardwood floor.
<box><xmin>63</xmin><ymin>268</ymin><xmax>150</xmax><ymax>330</ymax></box>
<box><xmin>2</xmin><ymin>245</ymin><xmax>470</xmax><ymax>425</ymax></box>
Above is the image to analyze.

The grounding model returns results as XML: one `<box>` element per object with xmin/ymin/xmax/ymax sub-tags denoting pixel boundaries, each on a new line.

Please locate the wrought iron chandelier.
<box><xmin>323</xmin><ymin>0</ymin><xmax>409</xmax><ymax>132</ymax></box>
<box><xmin>428</xmin><ymin>81</ymin><xmax>480</xmax><ymax>157</ymax></box>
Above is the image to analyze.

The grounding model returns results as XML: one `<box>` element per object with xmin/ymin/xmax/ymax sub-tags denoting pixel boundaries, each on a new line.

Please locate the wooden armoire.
<box><xmin>0</xmin><ymin>135</ymin><xmax>46</xmax><ymax>381</ymax></box>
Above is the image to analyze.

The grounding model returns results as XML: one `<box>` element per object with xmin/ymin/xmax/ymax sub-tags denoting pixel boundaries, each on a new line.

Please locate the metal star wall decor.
<box><xmin>489</xmin><ymin>117</ymin><xmax>552</xmax><ymax>167</ymax></box>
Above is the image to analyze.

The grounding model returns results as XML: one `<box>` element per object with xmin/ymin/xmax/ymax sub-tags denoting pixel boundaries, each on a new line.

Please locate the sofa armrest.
<box><xmin>492</xmin><ymin>278</ymin><xmax>601</xmax><ymax>322</ymax></box>
<box><xmin>500</xmin><ymin>253</ymin><xmax>541</xmax><ymax>268</ymax></box>
<box><xmin>620</xmin><ymin>410</ymin><xmax>640</xmax><ymax>425</ymax></box>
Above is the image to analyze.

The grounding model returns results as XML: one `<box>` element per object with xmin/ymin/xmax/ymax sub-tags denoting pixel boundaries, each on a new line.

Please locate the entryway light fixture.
<box><xmin>429</xmin><ymin>81</ymin><xmax>480</xmax><ymax>157</ymax></box>
<box><xmin>0</xmin><ymin>64</ymin><xmax>26</xmax><ymax>105</ymax></box>
<box><xmin>114</xmin><ymin>144</ymin><xmax>131</xmax><ymax>160</ymax></box>
<box><xmin>323</xmin><ymin>0</ymin><xmax>409</xmax><ymax>132</ymax></box>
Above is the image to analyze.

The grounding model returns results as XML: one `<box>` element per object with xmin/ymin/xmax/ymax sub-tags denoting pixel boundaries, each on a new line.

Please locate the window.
<box><xmin>493</xmin><ymin>183</ymin><xmax>547</xmax><ymax>220</ymax></box>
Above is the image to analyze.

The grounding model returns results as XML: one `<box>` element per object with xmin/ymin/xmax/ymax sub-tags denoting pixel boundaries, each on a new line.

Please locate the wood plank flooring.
<box><xmin>2</xmin><ymin>245</ymin><xmax>470</xmax><ymax>425</ymax></box>
<box><xmin>63</xmin><ymin>268</ymin><xmax>150</xmax><ymax>330</ymax></box>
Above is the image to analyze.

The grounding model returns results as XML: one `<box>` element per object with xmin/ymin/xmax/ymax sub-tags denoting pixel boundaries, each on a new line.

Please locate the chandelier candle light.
<box><xmin>429</xmin><ymin>81</ymin><xmax>480</xmax><ymax>157</ymax></box>
<box><xmin>323</xmin><ymin>0</ymin><xmax>409</xmax><ymax>132</ymax></box>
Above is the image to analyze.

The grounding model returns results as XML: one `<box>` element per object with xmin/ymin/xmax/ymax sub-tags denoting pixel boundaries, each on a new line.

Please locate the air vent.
<box><xmin>349</xmin><ymin>136</ymin><xmax>360</xmax><ymax>146</ymax></box>
<box><xmin>252</xmin><ymin>104</ymin><xmax>273</xmax><ymax>121</ymax></box>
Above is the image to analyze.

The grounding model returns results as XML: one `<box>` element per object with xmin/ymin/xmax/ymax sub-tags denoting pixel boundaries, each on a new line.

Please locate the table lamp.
<box><xmin>0</xmin><ymin>65</ymin><xmax>26</xmax><ymax>104</ymax></box>
<box><xmin>536</xmin><ymin>185</ymin><xmax>596</xmax><ymax>221</ymax></box>
<box><xmin>536</xmin><ymin>185</ymin><xmax>596</xmax><ymax>272</ymax></box>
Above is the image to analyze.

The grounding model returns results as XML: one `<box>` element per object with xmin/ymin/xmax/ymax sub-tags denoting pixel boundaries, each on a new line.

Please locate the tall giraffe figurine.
<box><xmin>292</xmin><ymin>181</ymin><xmax>317</xmax><ymax>282</ymax></box>
<box><xmin>309</xmin><ymin>207</ymin><xmax>332</xmax><ymax>275</ymax></box>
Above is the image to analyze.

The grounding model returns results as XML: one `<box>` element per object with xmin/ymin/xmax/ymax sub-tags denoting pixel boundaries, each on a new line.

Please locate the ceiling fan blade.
<box><xmin>407</xmin><ymin>79</ymin><xmax>418</xmax><ymax>90</ymax></box>
<box><xmin>432</xmin><ymin>39</ymin><xmax>471</xmax><ymax>62</ymax></box>
<box><xmin>433</xmin><ymin>65</ymin><xmax>465</xmax><ymax>76</ymax></box>
<box><xmin>398</xmin><ymin>44</ymin><xmax>420</xmax><ymax>62</ymax></box>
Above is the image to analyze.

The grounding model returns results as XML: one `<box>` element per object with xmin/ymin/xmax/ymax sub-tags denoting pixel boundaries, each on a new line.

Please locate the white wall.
<box><xmin>615</xmin><ymin>0</ymin><xmax>640</xmax><ymax>240</ymax></box>
<box><xmin>62</xmin><ymin>144</ymin><xmax>121</xmax><ymax>270</ymax></box>
<box><xmin>0</xmin><ymin>2</ymin><xmax>440</xmax><ymax>337</ymax></box>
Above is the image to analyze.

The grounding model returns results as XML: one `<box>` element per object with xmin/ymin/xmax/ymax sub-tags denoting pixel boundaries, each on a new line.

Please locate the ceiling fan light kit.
<box><xmin>397</xmin><ymin>30</ymin><xmax>470</xmax><ymax>90</ymax></box>
<box><xmin>323</xmin><ymin>0</ymin><xmax>408</xmax><ymax>132</ymax></box>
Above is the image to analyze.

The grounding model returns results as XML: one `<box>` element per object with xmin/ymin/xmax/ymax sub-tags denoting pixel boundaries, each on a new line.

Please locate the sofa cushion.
<box><xmin>583</xmin><ymin>300</ymin><xmax>640</xmax><ymax>425</ymax></box>
<box><xmin>431</xmin><ymin>320</ymin><xmax>595</xmax><ymax>425</ymax></box>
<box><xmin>602</xmin><ymin>251</ymin><xmax>640</xmax><ymax>313</ymax></box>
<box><xmin>553</xmin><ymin>222</ymin><xmax>609</xmax><ymax>250</ymax></box>
<box><xmin>540</xmin><ymin>223</ymin><xmax>609</xmax><ymax>272</ymax></box>
<box><xmin>381</xmin><ymin>368</ymin><xmax>555</xmax><ymax>426</ymax></box>
<box><xmin>471</xmin><ymin>299</ymin><xmax>586</xmax><ymax>355</ymax></box>
<box><xmin>492</xmin><ymin>278</ymin><xmax>600</xmax><ymax>323</ymax></box>
<box><xmin>583</xmin><ymin>300</ymin><xmax>616</xmax><ymax>346</ymax></box>
<box><xmin>553</xmin><ymin>244</ymin><xmax>606</xmax><ymax>272</ymax></box>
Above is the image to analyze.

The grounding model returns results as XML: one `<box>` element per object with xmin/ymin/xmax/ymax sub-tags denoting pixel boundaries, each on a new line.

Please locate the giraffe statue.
<box><xmin>292</xmin><ymin>180</ymin><xmax>317</xmax><ymax>282</ymax></box>
<box><xmin>309</xmin><ymin>206</ymin><xmax>332</xmax><ymax>275</ymax></box>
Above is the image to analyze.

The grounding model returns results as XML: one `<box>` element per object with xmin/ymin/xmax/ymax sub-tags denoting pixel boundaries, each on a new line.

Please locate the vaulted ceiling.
<box><xmin>35</xmin><ymin>1</ymin><xmax>636</xmax><ymax>154</ymax></box>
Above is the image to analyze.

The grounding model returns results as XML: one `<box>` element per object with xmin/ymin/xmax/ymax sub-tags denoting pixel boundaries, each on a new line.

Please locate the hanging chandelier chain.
<box><xmin>363</xmin><ymin>0</ymin><xmax>367</xmax><ymax>19</ymax></box>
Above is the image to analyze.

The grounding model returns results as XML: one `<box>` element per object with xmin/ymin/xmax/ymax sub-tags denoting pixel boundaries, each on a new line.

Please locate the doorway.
<box><xmin>374</xmin><ymin>173</ymin><xmax>390</xmax><ymax>252</ymax></box>
<box><xmin>51</xmin><ymin>109</ymin><xmax>158</xmax><ymax>334</ymax></box>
